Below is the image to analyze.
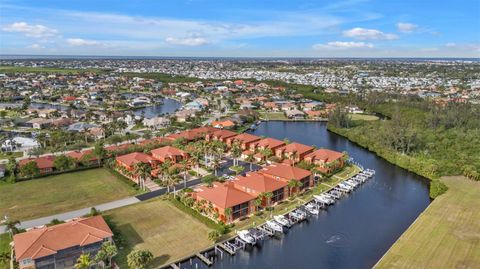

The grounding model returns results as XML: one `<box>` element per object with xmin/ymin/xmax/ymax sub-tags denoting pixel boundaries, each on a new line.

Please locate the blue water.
<box><xmin>185</xmin><ymin>121</ymin><xmax>430</xmax><ymax>269</ymax></box>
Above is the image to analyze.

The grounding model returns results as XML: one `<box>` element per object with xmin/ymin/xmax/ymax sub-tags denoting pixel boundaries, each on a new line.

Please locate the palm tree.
<box><xmin>133</xmin><ymin>162</ymin><xmax>152</xmax><ymax>191</ymax></box>
<box><xmin>127</xmin><ymin>249</ymin><xmax>153</xmax><ymax>269</ymax></box>
<box><xmin>179</xmin><ymin>159</ymin><xmax>188</xmax><ymax>188</ymax></box>
<box><xmin>224</xmin><ymin>207</ymin><xmax>232</xmax><ymax>223</ymax></box>
<box><xmin>291</xmin><ymin>151</ymin><xmax>299</xmax><ymax>166</ymax></box>
<box><xmin>231</xmin><ymin>141</ymin><xmax>242</xmax><ymax>166</ymax></box>
<box><xmin>261</xmin><ymin>148</ymin><xmax>273</xmax><ymax>162</ymax></box>
<box><xmin>102</xmin><ymin>241</ymin><xmax>118</xmax><ymax>267</ymax></box>
<box><xmin>264</xmin><ymin>192</ymin><xmax>273</xmax><ymax>207</ymax></box>
<box><xmin>254</xmin><ymin>197</ymin><xmax>262</xmax><ymax>211</ymax></box>
<box><xmin>288</xmin><ymin>180</ymin><xmax>298</xmax><ymax>197</ymax></box>
<box><xmin>211</xmin><ymin>158</ymin><xmax>221</xmax><ymax>176</ymax></box>
<box><xmin>75</xmin><ymin>254</ymin><xmax>92</xmax><ymax>269</ymax></box>
<box><xmin>165</xmin><ymin>170</ymin><xmax>180</xmax><ymax>197</ymax></box>
<box><xmin>4</xmin><ymin>219</ymin><xmax>21</xmax><ymax>235</ymax></box>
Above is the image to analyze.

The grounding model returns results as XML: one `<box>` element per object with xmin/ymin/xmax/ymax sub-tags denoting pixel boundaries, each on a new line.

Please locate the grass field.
<box><xmin>259</xmin><ymin>111</ymin><xmax>288</xmax><ymax>120</ymax></box>
<box><xmin>0</xmin><ymin>233</ymin><xmax>11</xmax><ymax>269</ymax></box>
<box><xmin>0</xmin><ymin>168</ymin><xmax>139</xmax><ymax>221</ymax></box>
<box><xmin>375</xmin><ymin>176</ymin><xmax>480</xmax><ymax>269</ymax></box>
<box><xmin>349</xmin><ymin>113</ymin><xmax>380</xmax><ymax>121</ymax></box>
<box><xmin>105</xmin><ymin>198</ymin><xmax>213</xmax><ymax>268</ymax></box>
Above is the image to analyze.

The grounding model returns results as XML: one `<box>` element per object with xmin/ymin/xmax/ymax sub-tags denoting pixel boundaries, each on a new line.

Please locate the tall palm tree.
<box><xmin>231</xmin><ymin>141</ymin><xmax>242</xmax><ymax>166</ymax></box>
<box><xmin>133</xmin><ymin>162</ymin><xmax>151</xmax><ymax>191</ymax></box>
<box><xmin>75</xmin><ymin>254</ymin><xmax>92</xmax><ymax>269</ymax></box>
<box><xmin>224</xmin><ymin>207</ymin><xmax>232</xmax><ymax>223</ymax></box>
<box><xmin>264</xmin><ymin>192</ymin><xmax>273</xmax><ymax>207</ymax></box>
<box><xmin>4</xmin><ymin>219</ymin><xmax>21</xmax><ymax>235</ymax></box>
<box><xmin>179</xmin><ymin>159</ymin><xmax>188</xmax><ymax>188</ymax></box>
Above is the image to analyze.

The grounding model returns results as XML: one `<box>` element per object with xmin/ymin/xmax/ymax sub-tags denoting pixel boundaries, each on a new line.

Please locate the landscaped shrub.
<box><xmin>429</xmin><ymin>180</ymin><xmax>448</xmax><ymax>199</ymax></box>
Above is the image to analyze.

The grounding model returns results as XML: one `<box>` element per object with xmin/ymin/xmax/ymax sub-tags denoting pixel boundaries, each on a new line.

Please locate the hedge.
<box><xmin>169</xmin><ymin>197</ymin><xmax>228</xmax><ymax>234</ymax></box>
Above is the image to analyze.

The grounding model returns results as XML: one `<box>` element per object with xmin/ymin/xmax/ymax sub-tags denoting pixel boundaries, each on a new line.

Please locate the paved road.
<box><xmin>1</xmin><ymin>178</ymin><xmax>203</xmax><ymax>233</ymax></box>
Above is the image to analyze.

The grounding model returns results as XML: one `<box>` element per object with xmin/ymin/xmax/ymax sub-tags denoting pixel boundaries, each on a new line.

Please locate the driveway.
<box><xmin>215</xmin><ymin>158</ymin><xmax>262</xmax><ymax>177</ymax></box>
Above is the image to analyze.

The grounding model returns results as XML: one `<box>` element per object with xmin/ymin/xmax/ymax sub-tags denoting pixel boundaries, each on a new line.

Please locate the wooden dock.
<box><xmin>218</xmin><ymin>242</ymin><xmax>236</xmax><ymax>255</ymax></box>
<box><xmin>196</xmin><ymin>252</ymin><xmax>213</xmax><ymax>266</ymax></box>
<box><xmin>170</xmin><ymin>263</ymin><xmax>180</xmax><ymax>269</ymax></box>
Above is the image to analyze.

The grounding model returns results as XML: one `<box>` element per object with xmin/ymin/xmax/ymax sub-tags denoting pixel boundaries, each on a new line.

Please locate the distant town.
<box><xmin>0</xmin><ymin>58</ymin><xmax>478</xmax><ymax>269</ymax></box>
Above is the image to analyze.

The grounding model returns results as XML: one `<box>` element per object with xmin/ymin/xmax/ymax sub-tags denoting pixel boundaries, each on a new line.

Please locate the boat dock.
<box><xmin>160</xmin><ymin>165</ymin><xmax>376</xmax><ymax>269</ymax></box>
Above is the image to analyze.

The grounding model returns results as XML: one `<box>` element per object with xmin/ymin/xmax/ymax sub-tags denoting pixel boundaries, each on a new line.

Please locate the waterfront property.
<box><xmin>225</xmin><ymin>133</ymin><xmax>261</xmax><ymax>150</ymax></box>
<box><xmin>0</xmin><ymin>168</ymin><xmax>139</xmax><ymax>220</ymax></box>
<box><xmin>249</xmin><ymin>137</ymin><xmax>285</xmax><ymax>152</ymax></box>
<box><xmin>13</xmin><ymin>215</ymin><xmax>113</xmax><ymax>269</ymax></box>
<box><xmin>104</xmin><ymin>198</ymin><xmax>213</xmax><ymax>268</ymax></box>
<box><xmin>274</xmin><ymin>142</ymin><xmax>315</xmax><ymax>163</ymax></box>
<box><xmin>375</xmin><ymin>176</ymin><xmax>480</xmax><ymax>269</ymax></box>
<box><xmin>191</xmin><ymin>164</ymin><xmax>313</xmax><ymax>223</ymax></box>
<box><xmin>304</xmin><ymin>148</ymin><xmax>345</xmax><ymax>173</ymax></box>
<box><xmin>205</xmin><ymin>129</ymin><xmax>238</xmax><ymax>143</ymax></box>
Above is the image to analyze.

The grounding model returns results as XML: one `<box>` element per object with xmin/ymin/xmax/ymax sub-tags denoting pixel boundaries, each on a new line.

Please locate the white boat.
<box><xmin>266</xmin><ymin>220</ymin><xmax>283</xmax><ymax>233</ymax></box>
<box><xmin>305</xmin><ymin>203</ymin><xmax>320</xmax><ymax>215</ymax></box>
<box><xmin>237</xmin><ymin>230</ymin><xmax>256</xmax><ymax>245</ymax></box>
<box><xmin>338</xmin><ymin>183</ymin><xmax>353</xmax><ymax>192</ymax></box>
<box><xmin>274</xmin><ymin>215</ymin><xmax>292</xmax><ymax>227</ymax></box>
<box><xmin>344</xmin><ymin>180</ymin><xmax>358</xmax><ymax>188</ymax></box>
<box><xmin>289</xmin><ymin>211</ymin><xmax>303</xmax><ymax>221</ymax></box>
<box><xmin>294</xmin><ymin>209</ymin><xmax>308</xmax><ymax>219</ymax></box>
<box><xmin>314</xmin><ymin>194</ymin><xmax>335</xmax><ymax>205</ymax></box>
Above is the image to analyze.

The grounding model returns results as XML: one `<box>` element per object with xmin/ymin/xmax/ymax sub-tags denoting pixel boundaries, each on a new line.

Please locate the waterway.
<box><xmin>190</xmin><ymin>121</ymin><xmax>431</xmax><ymax>269</ymax></box>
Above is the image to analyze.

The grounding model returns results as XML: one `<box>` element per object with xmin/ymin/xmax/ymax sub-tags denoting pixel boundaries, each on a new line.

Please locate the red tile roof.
<box><xmin>305</xmin><ymin>149</ymin><xmax>344</xmax><ymax>163</ymax></box>
<box><xmin>18</xmin><ymin>155</ymin><xmax>55</xmax><ymax>169</ymax></box>
<box><xmin>13</xmin><ymin>216</ymin><xmax>113</xmax><ymax>261</ymax></box>
<box><xmin>234</xmin><ymin>172</ymin><xmax>287</xmax><ymax>193</ymax></box>
<box><xmin>211</xmin><ymin>120</ymin><xmax>236</xmax><ymax>128</ymax></box>
<box><xmin>261</xmin><ymin>164</ymin><xmax>311</xmax><ymax>180</ymax></box>
<box><xmin>254</xmin><ymin>138</ymin><xmax>285</xmax><ymax>149</ymax></box>
<box><xmin>229</xmin><ymin>133</ymin><xmax>261</xmax><ymax>144</ymax></box>
<box><xmin>116</xmin><ymin>152</ymin><xmax>157</xmax><ymax>167</ymax></box>
<box><xmin>195</xmin><ymin>183</ymin><xmax>255</xmax><ymax>209</ymax></box>
<box><xmin>66</xmin><ymin>149</ymin><xmax>97</xmax><ymax>162</ymax></box>
<box><xmin>210</xmin><ymin>129</ymin><xmax>237</xmax><ymax>140</ymax></box>
<box><xmin>278</xmin><ymin>142</ymin><xmax>314</xmax><ymax>155</ymax></box>
<box><xmin>151</xmin><ymin>146</ymin><xmax>187</xmax><ymax>160</ymax></box>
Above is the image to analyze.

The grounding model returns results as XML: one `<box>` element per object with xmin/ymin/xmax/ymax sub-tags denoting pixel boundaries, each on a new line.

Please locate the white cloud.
<box><xmin>66</xmin><ymin>38</ymin><xmax>101</xmax><ymax>46</ymax></box>
<box><xmin>2</xmin><ymin>22</ymin><xmax>58</xmax><ymax>38</ymax></box>
<box><xmin>27</xmin><ymin>44</ymin><xmax>44</xmax><ymax>49</ymax></box>
<box><xmin>165</xmin><ymin>35</ymin><xmax>209</xmax><ymax>46</ymax></box>
<box><xmin>397</xmin><ymin>23</ymin><xmax>418</xmax><ymax>33</ymax></box>
<box><xmin>313</xmin><ymin>41</ymin><xmax>374</xmax><ymax>50</ymax></box>
<box><xmin>445</xmin><ymin>42</ymin><xmax>457</xmax><ymax>47</ymax></box>
<box><xmin>343</xmin><ymin>27</ymin><xmax>398</xmax><ymax>40</ymax></box>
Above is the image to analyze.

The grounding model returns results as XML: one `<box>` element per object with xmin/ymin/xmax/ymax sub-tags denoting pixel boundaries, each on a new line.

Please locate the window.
<box><xmin>271</xmin><ymin>188</ymin><xmax>284</xmax><ymax>203</ymax></box>
<box><xmin>231</xmin><ymin>201</ymin><xmax>250</xmax><ymax>220</ymax></box>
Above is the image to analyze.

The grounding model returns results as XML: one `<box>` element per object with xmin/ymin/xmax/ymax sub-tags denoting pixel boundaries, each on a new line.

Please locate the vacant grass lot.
<box><xmin>349</xmin><ymin>113</ymin><xmax>380</xmax><ymax>121</ymax></box>
<box><xmin>105</xmin><ymin>198</ymin><xmax>212</xmax><ymax>268</ymax></box>
<box><xmin>259</xmin><ymin>111</ymin><xmax>288</xmax><ymax>120</ymax></box>
<box><xmin>0</xmin><ymin>168</ymin><xmax>139</xmax><ymax>221</ymax></box>
<box><xmin>375</xmin><ymin>176</ymin><xmax>480</xmax><ymax>269</ymax></box>
<box><xmin>0</xmin><ymin>233</ymin><xmax>11</xmax><ymax>269</ymax></box>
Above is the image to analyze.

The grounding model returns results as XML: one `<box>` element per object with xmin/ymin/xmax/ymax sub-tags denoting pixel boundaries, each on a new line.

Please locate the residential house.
<box><xmin>18</xmin><ymin>155</ymin><xmax>55</xmax><ymax>175</ymax></box>
<box><xmin>225</xmin><ymin>133</ymin><xmax>261</xmax><ymax>150</ymax></box>
<box><xmin>142</xmin><ymin>116</ymin><xmax>169</xmax><ymax>129</ymax></box>
<box><xmin>66</xmin><ymin>150</ymin><xmax>98</xmax><ymax>166</ymax></box>
<box><xmin>211</xmin><ymin>120</ymin><xmax>236</xmax><ymax>129</ymax></box>
<box><xmin>249</xmin><ymin>138</ymin><xmax>285</xmax><ymax>153</ymax></box>
<box><xmin>285</xmin><ymin>109</ymin><xmax>305</xmax><ymax>119</ymax></box>
<box><xmin>115</xmin><ymin>152</ymin><xmax>159</xmax><ymax>182</ymax></box>
<box><xmin>13</xmin><ymin>215</ymin><xmax>113</xmax><ymax>269</ymax></box>
<box><xmin>233</xmin><ymin>172</ymin><xmax>288</xmax><ymax>206</ymax></box>
<box><xmin>304</xmin><ymin>149</ymin><xmax>345</xmax><ymax>173</ymax></box>
<box><xmin>151</xmin><ymin>146</ymin><xmax>188</xmax><ymax>163</ymax></box>
<box><xmin>260</xmin><ymin>164</ymin><xmax>313</xmax><ymax>192</ymax></box>
<box><xmin>205</xmin><ymin>129</ymin><xmax>237</xmax><ymax>143</ymax></box>
<box><xmin>193</xmin><ymin>182</ymin><xmax>256</xmax><ymax>223</ymax></box>
<box><xmin>275</xmin><ymin>142</ymin><xmax>315</xmax><ymax>163</ymax></box>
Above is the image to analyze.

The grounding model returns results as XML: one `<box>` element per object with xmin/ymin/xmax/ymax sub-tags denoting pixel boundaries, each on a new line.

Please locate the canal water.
<box><xmin>187</xmin><ymin>121</ymin><xmax>431</xmax><ymax>269</ymax></box>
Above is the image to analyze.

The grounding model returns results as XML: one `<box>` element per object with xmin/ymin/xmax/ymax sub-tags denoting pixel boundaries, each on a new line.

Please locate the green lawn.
<box><xmin>375</xmin><ymin>176</ymin><xmax>480</xmax><ymax>269</ymax></box>
<box><xmin>0</xmin><ymin>168</ymin><xmax>139</xmax><ymax>221</ymax></box>
<box><xmin>0</xmin><ymin>233</ymin><xmax>11</xmax><ymax>269</ymax></box>
<box><xmin>104</xmin><ymin>198</ymin><xmax>213</xmax><ymax>268</ymax></box>
<box><xmin>259</xmin><ymin>111</ymin><xmax>288</xmax><ymax>120</ymax></box>
<box><xmin>349</xmin><ymin>113</ymin><xmax>380</xmax><ymax>121</ymax></box>
<box><xmin>0</xmin><ymin>151</ymin><xmax>23</xmax><ymax>160</ymax></box>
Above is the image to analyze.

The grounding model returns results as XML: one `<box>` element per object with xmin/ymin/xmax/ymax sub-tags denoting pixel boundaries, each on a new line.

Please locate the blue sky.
<box><xmin>1</xmin><ymin>0</ymin><xmax>479</xmax><ymax>57</ymax></box>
